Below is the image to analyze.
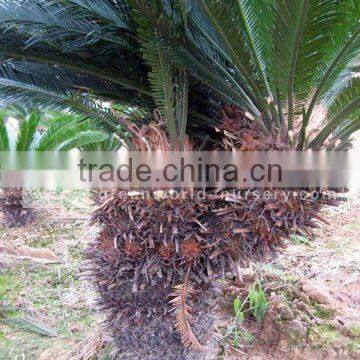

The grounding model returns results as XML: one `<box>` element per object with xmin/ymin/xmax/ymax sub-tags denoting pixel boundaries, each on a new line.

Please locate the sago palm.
<box><xmin>0</xmin><ymin>110</ymin><xmax>107</xmax><ymax>227</ymax></box>
<box><xmin>0</xmin><ymin>0</ymin><xmax>359</xmax><ymax>357</ymax></box>
<box><xmin>82</xmin><ymin>133</ymin><xmax>123</xmax><ymax>204</ymax></box>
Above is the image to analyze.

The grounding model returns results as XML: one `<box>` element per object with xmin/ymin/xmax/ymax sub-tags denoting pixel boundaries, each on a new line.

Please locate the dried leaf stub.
<box><xmin>57</xmin><ymin>325</ymin><xmax>105</xmax><ymax>360</ymax></box>
<box><xmin>169</xmin><ymin>268</ymin><xmax>204</xmax><ymax>352</ymax></box>
<box><xmin>180</xmin><ymin>238</ymin><xmax>202</xmax><ymax>263</ymax></box>
<box><xmin>0</xmin><ymin>245</ymin><xmax>61</xmax><ymax>264</ymax></box>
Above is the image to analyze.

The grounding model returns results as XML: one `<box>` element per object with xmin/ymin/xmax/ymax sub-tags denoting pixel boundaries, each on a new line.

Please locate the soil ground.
<box><xmin>218</xmin><ymin>190</ymin><xmax>360</xmax><ymax>359</ymax></box>
<box><xmin>0</xmin><ymin>189</ymin><xmax>359</xmax><ymax>359</ymax></box>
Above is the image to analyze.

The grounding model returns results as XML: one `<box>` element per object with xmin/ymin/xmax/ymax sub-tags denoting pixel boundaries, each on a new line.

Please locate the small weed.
<box><xmin>248</xmin><ymin>283</ymin><xmax>268</xmax><ymax>321</ymax></box>
<box><xmin>313</xmin><ymin>304</ymin><xmax>333</xmax><ymax>320</ymax></box>
<box><xmin>0</xmin><ymin>332</ymin><xmax>12</xmax><ymax>359</ymax></box>
<box><xmin>347</xmin><ymin>339</ymin><xmax>360</xmax><ymax>353</ymax></box>
<box><xmin>310</xmin><ymin>324</ymin><xmax>341</xmax><ymax>349</ymax></box>
<box><xmin>289</xmin><ymin>234</ymin><xmax>311</xmax><ymax>245</ymax></box>
<box><xmin>224</xmin><ymin>283</ymin><xmax>268</xmax><ymax>349</ymax></box>
<box><xmin>348</xmin><ymin>323</ymin><xmax>360</xmax><ymax>339</ymax></box>
<box><xmin>223</xmin><ymin>297</ymin><xmax>253</xmax><ymax>348</ymax></box>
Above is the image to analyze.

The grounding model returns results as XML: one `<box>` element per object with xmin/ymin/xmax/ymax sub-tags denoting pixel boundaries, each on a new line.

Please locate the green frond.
<box><xmin>172</xmin><ymin>46</ymin><xmax>259</xmax><ymax>118</ymax></box>
<box><xmin>0</xmin><ymin>76</ymin><xmax>131</xmax><ymax>135</ymax></box>
<box><xmin>293</xmin><ymin>0</ymin><xmax>339</xmax><ymax>101</ymax></box>
<box><xmin>57</xmin><ymin>130</ymin><xmax>108</xmax><ymax>151</ymax></box>
<box><xmin>330</xmin><ymin>119</ymin><xmax>360</xmax><ymax>143</ymax></box>
<box><xmin>303</xmin><ymin>2</ymin><xmax>360</xmax><ymax>124</ymax></box>
<box><xmin>310</xmin><ymin>77</ymin><xmax>360</xmax><ymax>148</ymax></box>
<box><xmin>81</xmin><ymin>133</ymin><xmax>121</xmax><ymax>151</ymax></box>
<box><xmin>176</xmin><ymin>69</ymin><xmax>188</xmax><ymax>147</ymax></box>
<box><xmin>0</xmin><ymin>0</ymin><xmax>358</xmax><ymax>150</ymax></box>
<box><xmin>6</xmin><ymin>103</ymin><xmax>39</xmax><ymax>120</ymax></box>
<box><xmin>270</xmin><ymin>0</ymin><xmax>334</xmax><ymax>130</ymax></box>
<box><xmin>1</xmin><ymin>106</ymin><xmax>110</xmax><ymax>152</ymax></box>
<box><xmin>323</xmin><ymin>67</ymin><xmax>357</xmax><ymax>106</ymax></box>
<box><xmin>0</xmin><ymin>57</ymin><xmax>149</xmax><ymax>102</ymax></box>
<box><xmin>55</xmin><ymin>0</ymin><xmax>132</xmax><ymax>30</ymax></box>
<box><xmin>140</xmin><ymin>28</ymin><xmax>176</xmax><ymax>143</ymax></box>
<box><xmin>131</xmin><ymin>0</ymin><xmax>191</xmax><ymax>147</ymax></box>
<box><xmin>34</xmin><ymin>114</ymin><xmax>82</xmax><ymax>151</ymax></box>
<box><xmin>15</xmin><ymin>111</ymin><xmax>40</xmax><ymax>150</ymax></box>
<box><xmin>182</xmin><ymin>26</ymin><xmax>261</xmax><ymax>117</ymax></box>
<box><xmin>0</xmin><ymin>32</ymin><xmax>151</xmax><ymax>96</ymax></box>
<box><xmin>236</xmin><ymin>0</ymin><xmax>273</xmax><ymax>97</ymax></box>
<box><xmin>0</xmin><ymin>0</ymin><xmax>135</xmax><ymax>53</ymax></box>
<box><xmin>0</xmin><ymin>114</ymin><xmax>10</xmax><ymax>151</ymax></box>
<box><xmin>286</xmin><ymin>0</ymin><xmax>310</xmax><ymax>130</ymax></box>
<box><xmin>198</xmin><ymin>0</ymin><xmax>264</xmax><ymax>102</ymax></box>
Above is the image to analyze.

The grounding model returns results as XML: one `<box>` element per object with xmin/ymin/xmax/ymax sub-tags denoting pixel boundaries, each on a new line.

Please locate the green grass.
<box><xmin>0</xmin><ymin>261</ymin><xmax>96</xmax><ymax>357</ymax></box>
<box><xmin>310</xmin><ymin>324</ymin><xmax>342</xmax><ymax>350</ymax></box>
<box><xmin>313</xmin><ymin>304</ymin><xmax>334</xmax><ymax>320</ymax></box>
<box><xmin>0</xmin><ymin>202</ymin><xmax>99</xmax><ymax>359</ymax></box>
<box><xmin>347</xmin><ymin>339</ymin><xmax>360</xmax><ymax>352</ymax></box>
<box><xmin>289</xmin><ymin>234</ymin><xmax>311</xmax><ymax>245</ymax></box>
<box><xmin>348</xmin><ymin>324</ymin><xmax>360</xmax><ymax>339</ymax></box>
<box><xmin>0</xmin><ymin>263</ymin><xmax>97</xmax><ymax>357</ymax></box>
<box><xmin>0</xmin><ymin>271</ymin><xmax>24</xmax><ymax>300</ymax></box>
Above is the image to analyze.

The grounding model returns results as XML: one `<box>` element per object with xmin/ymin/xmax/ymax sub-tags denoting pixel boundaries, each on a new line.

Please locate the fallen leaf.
<box><xmin>0</xmin><ymin>245</ymin><xmax>61</xmax><ymax>264</ymax></box>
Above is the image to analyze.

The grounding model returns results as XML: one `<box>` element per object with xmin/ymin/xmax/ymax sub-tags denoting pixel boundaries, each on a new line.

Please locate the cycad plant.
<box><xmin>0</xmin><ymin>0</ymin><xmax>359</xmax><ymax>356</ymax></box>
<box><xmin>82</xmin><ymin>133</ymin><xmax>123</xmax><ymax>205</ymax></box>
<box><xmin>0</xmin><ymin>110</ymin><xmax>107</xmax><ymax>227</ymax></box>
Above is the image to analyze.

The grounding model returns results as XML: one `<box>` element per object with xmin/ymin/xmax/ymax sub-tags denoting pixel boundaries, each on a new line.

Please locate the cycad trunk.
<box><xmin>84</xmin><ymin>116</ymin><xmax>334</xmax><ymax>358</ymax></box>
<box><xmin>86</xmin><ymin>190</ymin><xmax>329</xmax><ymax>358</ymax></box>
<box><xmin>86</xmin><ymin>193</ymin><xmax>240</xmax><ymax>359</ymax></box>
<box><xmin>0</xmin><ymin>188</ymin><xmax>33</xmax><ymax>227</ymax></box>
